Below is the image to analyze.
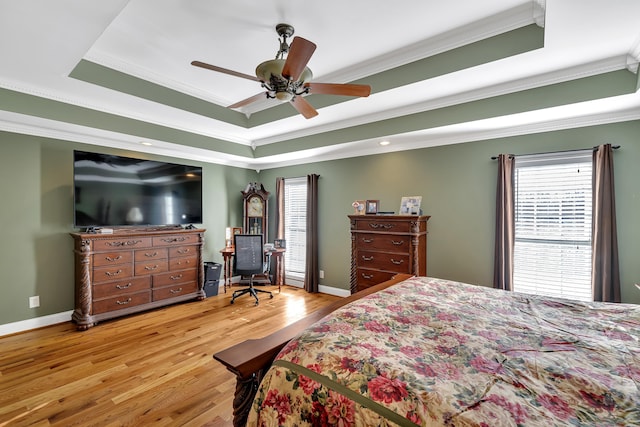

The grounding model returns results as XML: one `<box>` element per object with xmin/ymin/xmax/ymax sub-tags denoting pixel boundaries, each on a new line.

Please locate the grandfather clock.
<box><xmin>242</xmin><ymin>182</ymin><xmax>269</xmax><ymax>241</ymax></box>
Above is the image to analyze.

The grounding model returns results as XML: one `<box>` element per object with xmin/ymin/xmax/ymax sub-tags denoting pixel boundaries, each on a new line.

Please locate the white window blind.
<box><xmin>284</xmin><ymin>177</ymin><xmax>307</xmax><ymax>283</ymax></box>
<box><xmin>513</xmin><ymin>151</ymin><xmax>593</xmax><ymax>301</ymax></box>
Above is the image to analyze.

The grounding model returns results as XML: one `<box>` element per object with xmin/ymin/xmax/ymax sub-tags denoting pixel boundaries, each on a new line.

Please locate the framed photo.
<box><xmin>232</xmin><ymin>227</ymin><xmax>243</xmax><ymax>236</ymax></box>
<box><xmin>365</xmin><ymin>200</ymin><xmax>379</xmax><ymax>214</ymax></box>
<box><xmin>274</xmin><ymin>239</ymin><xmax>286</xmax><ymax>249</ymax></box>
<box><xmin>399</xmin><ymin>196</ymin><xmax>422</xmax><ymax>215</ymax></box>
<box><xmin>352</xmin><ymin>200</ymin><xmax>366</xmax><ymax>215</ymax></box>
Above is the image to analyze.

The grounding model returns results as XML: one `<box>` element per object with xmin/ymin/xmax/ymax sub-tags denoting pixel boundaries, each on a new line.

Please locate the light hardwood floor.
<box><xmin>0</xmin><ymin>284</ymin><xmax>341</xmax><ymax>426</ymax></box>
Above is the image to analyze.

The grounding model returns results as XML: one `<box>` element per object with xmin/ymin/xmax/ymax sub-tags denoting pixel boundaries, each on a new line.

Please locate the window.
<box><xmin>513</xmin><ymin>151</ymin><xmax>592</xmax><ymax>301</ymax></box>
<box><xmin>283</xmin><ymin>177</ymin><xmax>307</xmax><ymax>287</ymax></box>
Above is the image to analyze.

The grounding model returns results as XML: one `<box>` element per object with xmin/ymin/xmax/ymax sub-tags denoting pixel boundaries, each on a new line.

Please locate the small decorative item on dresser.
<box><xmin>399</xmin><ymin>196</ymin><xmax>422</xmax><ymax>215</ymax></box>
<box><xmin>274</xmin><ymin>239</ymin><xmax>286</xmax><ymax>249</ymax></box>
<box><xmin>352</xmin><ymin>200</ymin><xmax>366</xmax><ymax>215</ymax></box>
<box><xmin>365</xmin><ymin>200</ymin><xmax>379</xmax><ymax>214</ymax></box>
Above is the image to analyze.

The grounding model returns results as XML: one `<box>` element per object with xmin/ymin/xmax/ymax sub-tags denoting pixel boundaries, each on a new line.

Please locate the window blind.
<box><xmin>284</xmin><ymin>177</ymin><xmax>307</xmax><ymax>280</ymax></box>
<box><xmin>513</xmin><ymin>151</ymin><xmax>593</xmax><ymax>301</ymax></box>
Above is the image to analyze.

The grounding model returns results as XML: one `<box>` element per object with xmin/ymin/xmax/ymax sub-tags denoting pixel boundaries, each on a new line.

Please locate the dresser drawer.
<box><xmin>92</xmin><ymin>276</ymin><xmax>151</xmax><ymax>300</ymax></box>
<box><xmin>93</xmin><ymin>237</ymin><xmax>152</xmax><ymax>252</ymax></box>
<box><xmin>152</xmin><ymin>282</ymin><xmax>198</xmax><ymax>301</ymax></box>
<box><xmin>356</xmin><ymin>250</ymin><xmax>411</xmax><ymax>273</ymax></box>
<box><xmin>134</xmin><ymin>259</ymin><xmax>169</xmax><ymax>276</ymax></box>
<box><xmin>169</xmin><ymin>254</ymin><xmax>198</xmax><ymax>270</ymax></box>
<box><xmin>134</xmin><ymin>248</ymin><xmax>168</xmax><ymax>262</ymax></box>
<box><xmin>93</xmin><ymin>264</ymin><xmax>134</xmax><ymax>284</ymax></box>
<box><xmin>153</xmin><ymin>234</ymin><xmax>199</xmax><ymax>247</ymax></box>
<box><xmin>355</xmin><ymin>269</ymin><xmax>396</xmax><ymax>290</ymax></box>
<box><xmin>169</xmin><ymin>245</ymin><xmax>198</xmax><ymax>258</ymax></box>
<box><xmin>355</xmin><ymin>233</ymin><xmax>410</xmax><ymax>252</ymax></box>
<box><xmin>353</xmin><ymin>219</ymin><xmax>411</xmax><ymax>233</ymax></box>
<box><xmin>92</xmin><ymin>290</ymin><xmax>151</xmax><ymax>315</ymax></box>
<box><xmin>153</xmin><ymin>268</ymin><xmax>198</xmax><ymax>288</ymax></box>
<box><xmin>93</xmin><ymin>251</ymin><xmax>133</xmax><ymax>267</ymax></box>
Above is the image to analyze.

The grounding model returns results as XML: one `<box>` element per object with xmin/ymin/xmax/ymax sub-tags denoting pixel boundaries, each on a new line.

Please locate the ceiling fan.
<box><xmin>191</xmin><ymin>23</ymin><xmax>371</xmax><ymax>119</ymax></box>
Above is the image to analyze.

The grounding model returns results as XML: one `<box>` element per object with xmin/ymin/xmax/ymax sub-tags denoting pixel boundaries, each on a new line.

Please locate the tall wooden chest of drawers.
<box><xmin>349</xmin><ymin>215</ymin><xmax>429</xmax><ymax>293</ymax></box>
<box><xmin>70</xmin><ymin>228</ymin><xmax>206</xmax><ymax>330</ymax></box>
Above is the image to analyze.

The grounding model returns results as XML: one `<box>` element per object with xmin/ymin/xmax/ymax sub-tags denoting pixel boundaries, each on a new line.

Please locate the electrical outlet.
<box><xmin>319</xmin><ymin>270</ymin><xmax>324</xmax><ymax>279</ymax></box>
<box><xmin>29</xmin><ymin>296</ymin><xmax>40</xmax><ymax>308</ymax></box>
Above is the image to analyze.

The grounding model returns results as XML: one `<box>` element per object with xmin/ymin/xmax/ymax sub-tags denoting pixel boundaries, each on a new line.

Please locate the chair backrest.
<box><xmin>233</xmin><ymin>234</ymin><xmax>265</xmax><ymax>276</ymax></box>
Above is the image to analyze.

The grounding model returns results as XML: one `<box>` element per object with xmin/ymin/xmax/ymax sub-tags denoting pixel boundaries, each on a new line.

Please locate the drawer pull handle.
<box><xmin>105</xmin><ymin>269</ymin><xmax>123</xmax><ymax>277</ymax></box>
<box><xmin>177</xmin><ymin>248</ymin><xmax>191</xmax><ymax>254</ymax></box>
<box><xmin>177</xmin><ymin>260</ymin><xmax>191</xmax><ymax>265</ymax></box>
<box><xmin>144</xmin><ymin>252</ymin><xmax>158</xmax><ymax>257</ymax></box>
<box><xmin>105</xmin><ymin>255</ymin><xmax>122</xmax><ymax>262</ymax></box>
<box><xmin>116</xmin><ymin>282</ymin><xmax>132</xmax><ymax>290</ymax></box>
<box><xmin>107</xmin><ymin>240</ymin><xmax>142</xmax><ymax>247</ymax></box>
<box><xmin>390</xmin><ymin>259</ymin><xmax>404</xmax><ymax>265</ymax></box>
<box><xmin>362</xmin><ymin>238</ymin><xmax>374</xmax><ymax>243</ymax></box>
<box><xmin>368</xmin><ymin>223</ymin><xmax>394</xmax><ymax>230</ymax></box>
<box><xmin>170</xmin><ymin>287</ymin><xmax>183</xmax><ymax>294</ymax></box>
<box><xmin>391</xmin><ymin>240</ymin><xmax>404</xmax><ymax>245</ymax></box>
<box><xmin>170</xmin><ymin>274</ymin><xmax>183</xmax><ymax>281</ymax></box>
<box><xmin>361</xmin><ymin>255</ymin><xmax>374</xmax><ymax>261</ymax></box>
<box><xmin>361</xmin><ymin>273</ymin><xmax>374</xmax><ymax>279</ymax></box>
<box><xmin>162</xmin><ymin>237</ymin><xmax>188</xmax><ymax>243</ymax></box>
<box><xmin>116</xmin><ymin>298</ymin><xmax>132</xmax><ymax>305</ymax></box>
<box><xmin>144</xmin><ymin>265</ymin><xmax>159</xmax><ymax>271</ymax></box>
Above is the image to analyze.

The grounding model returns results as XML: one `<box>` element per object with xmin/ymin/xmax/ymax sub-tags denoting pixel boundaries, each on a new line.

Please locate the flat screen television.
<box><xmin>73</xmin><ymin>150</ymin><xmax>203</xmax><ymax>228</ymax></box>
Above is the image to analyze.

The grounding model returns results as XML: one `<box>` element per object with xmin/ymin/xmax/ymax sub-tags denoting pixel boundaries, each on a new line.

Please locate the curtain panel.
<box><xmin>493</xmin><ymin>154</ymin><xmax>515</xmax><ymax>291</ymax></box>
<box><xmin>592</xmin><ymin>144</ymin><xmax>621</xmax><ymax>302</ymax></box>
<box><xmin>304</xmin><ymin>174</ymin><xmax>320</xmax><ymax>293</ymax></box>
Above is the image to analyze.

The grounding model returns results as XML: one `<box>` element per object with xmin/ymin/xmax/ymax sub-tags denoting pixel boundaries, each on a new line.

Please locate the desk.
<box><xmin>220</xmin><ymin>247</ymin><xmax>285</xmax><ymax>293</ymax></box>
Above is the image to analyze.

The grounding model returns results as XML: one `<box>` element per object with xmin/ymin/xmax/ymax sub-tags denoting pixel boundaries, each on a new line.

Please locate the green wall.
<box><xmin>0</xmin><ymin>132</ymin><xmax>256</xmax><ymax>325</ymax></box>
<box><xmin>1</xmin><ymin>120</ymin><xmax>639</xmax><ymax>326</ymax></box>
<box><xmin>258</xmin><ymin>121</ymin><xmax>640</xmax><ymax>305</ymax></box>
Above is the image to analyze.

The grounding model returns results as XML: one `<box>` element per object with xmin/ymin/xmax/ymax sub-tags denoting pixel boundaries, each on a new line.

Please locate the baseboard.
<box><xmin>0</xmin><ymin>310</ymin><xmax>73</xmax><ymax>337</ymax></box>
<box><xmin>318</xmin><ymin>284</ymin><xmax>350</xmax><ymax>297</ymax></box>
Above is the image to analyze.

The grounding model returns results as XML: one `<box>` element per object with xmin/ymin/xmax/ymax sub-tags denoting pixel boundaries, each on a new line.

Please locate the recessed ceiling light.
<box><xmin>379</xmin><ymin>140</ymin><xmax>390</xmax><ymax>146</ymax></box>
<box><xmin>140</xmin><ymin>141</ymin><xmax>153</xmax><ymax>146</ymax></box>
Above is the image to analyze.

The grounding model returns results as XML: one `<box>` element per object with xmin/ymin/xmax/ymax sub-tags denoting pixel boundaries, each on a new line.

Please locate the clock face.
<box><xmin>247</xmin><ymin>196</ymin><xmax>264</xmax><ymax>217</ymax></box>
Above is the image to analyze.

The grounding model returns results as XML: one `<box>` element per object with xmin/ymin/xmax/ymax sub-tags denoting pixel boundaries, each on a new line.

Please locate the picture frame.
<box><xmin>232</xmin><ymin>227</ymin><xmax>243</xmax><ymax>236</ymax></box>
<box><xmin>399</xmin><ymin>196</ymin><xmax>422</xmax><ymax>215</ymax></box>
<box><xmin>352</xmin><ymin>200</ymin><xmax>366</xmax><ymax>215</ymax></box>
<box><xmin>274</xmin><ymin>238</ymin><xmax>286</xmax><ymax>249</ymax></box>
<box><xmin>365</xmin><ymin>200</ymin><xmax>379</xmax><ymax>214</ymax></box>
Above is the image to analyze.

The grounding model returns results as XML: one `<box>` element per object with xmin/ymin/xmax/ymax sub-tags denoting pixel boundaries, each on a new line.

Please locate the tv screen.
<box><xmin>73</xmin><ymin>150</ymin><xmax>203</xmax><ymax>228</ymax></box>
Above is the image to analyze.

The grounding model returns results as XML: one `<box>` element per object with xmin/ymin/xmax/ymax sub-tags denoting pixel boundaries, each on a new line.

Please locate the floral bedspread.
<box><xmin>248</xmin><ymin>276</ymin><xmax>640</xmax><ymax>426</ymax></box>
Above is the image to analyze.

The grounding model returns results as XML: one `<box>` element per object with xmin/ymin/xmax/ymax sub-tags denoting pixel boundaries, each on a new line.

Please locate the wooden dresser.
<box><xmin>349</xmin><ymin>215</ymin><xmax>429</xmax><ymax>293</ymax></box>
<box><xmin>70</xmin><ymin>228</ymin><xmax>206</xmax><ymax>330</ymax></box>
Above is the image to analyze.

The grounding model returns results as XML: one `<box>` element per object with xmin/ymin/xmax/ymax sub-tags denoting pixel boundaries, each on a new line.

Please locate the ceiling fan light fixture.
<box><xmin>255</xmin><ymin>59</ymin><xmax>313</xmax><ymax>84</ymax></box>
<box><xmin>275</xmin><ymin>91</ymin><xmax>294</xmax><ymax>101</ymax></box>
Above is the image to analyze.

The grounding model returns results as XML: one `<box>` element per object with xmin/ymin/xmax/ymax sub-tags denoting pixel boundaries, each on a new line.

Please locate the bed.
<box><xmin>214</xmin><ymin>275</ymin><xmax>640</xmax><ymax>426</ymax></box>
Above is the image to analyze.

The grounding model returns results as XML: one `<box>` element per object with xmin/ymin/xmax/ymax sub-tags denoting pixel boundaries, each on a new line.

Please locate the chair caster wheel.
<box><xmin>255</xmin><ymin>301</ymin><xmax>259</xmax><ymax>306</ymax></box>
<box><xmin>230</xmin><ymin>299</ymin><xmax>235</xmax><ymax>304</ymax></box>
<box><xmin>270</xmin><ymin>294</ymin><xmax>274</xmax><ymax>299</ymax></box>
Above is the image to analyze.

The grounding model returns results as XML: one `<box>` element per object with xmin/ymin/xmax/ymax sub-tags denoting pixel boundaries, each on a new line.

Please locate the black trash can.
<box><xmin>203</xmin><ymin>262</ymin><xmax>222</xmax><ymax>297</ymax></box>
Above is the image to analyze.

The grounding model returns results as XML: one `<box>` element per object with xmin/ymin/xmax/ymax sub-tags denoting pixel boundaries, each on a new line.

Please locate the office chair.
<box><xmin>231</xmin><ymin>234</ymin><xmax>273</xmax><ymax>305</ymax></box>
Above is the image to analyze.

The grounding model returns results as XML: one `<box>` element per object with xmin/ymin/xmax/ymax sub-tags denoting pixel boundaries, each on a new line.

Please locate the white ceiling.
<box><xmin>1</xmin><ymin>0</ymin><xmax>639</xmax><ymax>169</ymax></box>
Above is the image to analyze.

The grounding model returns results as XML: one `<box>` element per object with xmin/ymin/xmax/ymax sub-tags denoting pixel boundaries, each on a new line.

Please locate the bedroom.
<box><xmin>1</xmin><ymin>1</ymin><xmax>640</xmax><ymax>424</ymax></box>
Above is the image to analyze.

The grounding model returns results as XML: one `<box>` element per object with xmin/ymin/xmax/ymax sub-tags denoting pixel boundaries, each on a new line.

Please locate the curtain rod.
<box><xmin>490</xmin><ymin>145</ymin><xmax>620</xmax><ymax>160</ymax></box>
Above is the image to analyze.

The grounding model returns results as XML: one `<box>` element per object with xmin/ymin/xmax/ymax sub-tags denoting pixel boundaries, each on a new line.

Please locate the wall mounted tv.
<box><xmin>73</xmin><ymin>150</ymin><xmax>203</xmax><ymax>228</ymax></box>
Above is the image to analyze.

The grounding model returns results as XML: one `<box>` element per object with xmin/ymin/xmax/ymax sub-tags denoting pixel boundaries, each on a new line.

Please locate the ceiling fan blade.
<box><xmin>228</xmin><ymin>92</ymin><xmax>268</xmax><ymax>109</ymax></box>
<box><xmin>290</xmin><ymin>96</ymin><xmax>318</xmax><ymax>119</ymax></box>
<box><xmin>282</xmin><ymin>37</ymin><xmax>317</xmax><ymax>81</ymax></box>
<box><xmin>191</xmin><ymin>60</ymin><xmax>259</xmax><ymax>82</ymax></box>
<box><xmin>306</xmin><ymin>82</ymin><xmax>371</xmax><ymax>97</ymax></box>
